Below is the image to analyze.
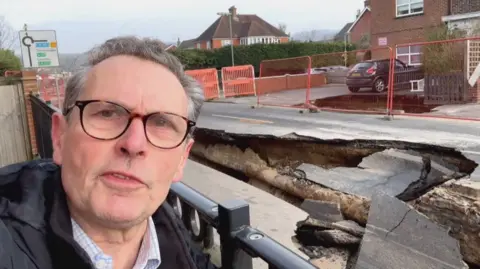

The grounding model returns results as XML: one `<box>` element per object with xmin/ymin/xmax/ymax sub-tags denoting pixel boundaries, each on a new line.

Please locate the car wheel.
<box><xmin>348</xmin><ymin>87</ymin><xmax>360</xmax><ymax>93</ymax></box>
<box><xmin>373</xmin><ymin>78</ymin><xmax>386</xmax><ymax>93</ymax></box>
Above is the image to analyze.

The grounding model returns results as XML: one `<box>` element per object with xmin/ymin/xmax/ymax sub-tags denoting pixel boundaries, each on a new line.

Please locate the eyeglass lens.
<box><xmin>81</xmin><ymin>101</ymin><xmax>188</xmax><ymax>148</ymax></box>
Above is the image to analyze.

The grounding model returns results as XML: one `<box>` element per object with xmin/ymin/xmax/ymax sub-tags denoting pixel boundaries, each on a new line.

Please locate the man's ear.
<box><xmin>172</xmin><ymin>139</ymin><xmax>194</xmax><ymax>182</ymax></box>
<box><xmin>51</xmin><ymin>112</ymin><xmax>67</xmax><ymax>165</ymax></box>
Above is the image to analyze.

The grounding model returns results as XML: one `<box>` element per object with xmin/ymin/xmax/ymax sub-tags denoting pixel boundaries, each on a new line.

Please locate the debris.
<box><xmin>355</xmin><ymin>192</ymin><xmax>468</xmax><ymax>269</ymax></box>
<box><xmin>309</xmin><ymin>247</ymin><xmax>349</xmax><ymax>269</ymax></box>
<box><xmin>299</xmin><ymin>149</ymin><xmax>460</xmax><ymax>201</ymax></box>
<box><xmin>300</xmin><ymin>199</ymin><xmax>344</xmax><ymax>223</ymax></box>
<box><xmin>330</xmin><ymin>220</ymin><xmax>364</xmax><ymax>238</ymax></box>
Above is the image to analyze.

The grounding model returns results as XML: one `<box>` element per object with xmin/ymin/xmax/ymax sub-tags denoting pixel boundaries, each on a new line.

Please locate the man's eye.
<box><xmin>97</xmin><ymin>110</ymin><xmax>117</xmax><ymax>117</ymax></box>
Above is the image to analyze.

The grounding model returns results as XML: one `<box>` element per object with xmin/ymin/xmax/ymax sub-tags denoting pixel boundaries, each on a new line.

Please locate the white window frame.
<box><xmin>196</xmin><ymin>43</ymin><xmax>201</xmax><ymax>49</ymax></box>
<box><xmin>396</xmin><ymin>45</ymin><xmax>422</xmax><ymax>66</ymax></box>
<box><xmin>221</xmin><ymin>39</ymin><xmax>232</xmax><ymax>47</ymax></box>
<box><xmin>396</xmin><ymin>0</ymin><xmax>424</xmax><ymax>17</ymax></box>
<box><xmin>206</xmin><ymin>41</ymin><xmax>211</xmax><ymax>49</ymax></box>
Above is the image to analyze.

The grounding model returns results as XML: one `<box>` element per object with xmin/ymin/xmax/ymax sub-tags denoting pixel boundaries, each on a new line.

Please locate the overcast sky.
<box><xmin>2</xmin><ymin>0</ymin><xmax>365</xmax><ymax>53</ymax></box>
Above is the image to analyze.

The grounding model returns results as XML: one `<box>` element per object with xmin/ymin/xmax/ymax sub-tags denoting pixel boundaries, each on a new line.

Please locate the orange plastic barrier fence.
<box><xmin>38</xmin><ymin>75</ymin><xmax>66</xmax><ymax>109</ymax></box>
<box><xmin>221</xmin><ymin>65</ymin><xmax>256</xmax><ymax>97</ymax></box>
<box><xmin>257</xmin><ymin>56</ymin><xmax>312</xmax><ymax>108</ymax></box>
<box><xmin>185</xmin><ymin>68</ymin><xmax>220</xmax><ymax>100</ymax></box>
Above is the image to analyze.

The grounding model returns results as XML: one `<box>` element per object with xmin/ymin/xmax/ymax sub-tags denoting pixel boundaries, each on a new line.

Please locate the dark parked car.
<box><xmin>346</xmin><ymin>59</ymin><xmax>423</xmax><ymax>93</ymax></box>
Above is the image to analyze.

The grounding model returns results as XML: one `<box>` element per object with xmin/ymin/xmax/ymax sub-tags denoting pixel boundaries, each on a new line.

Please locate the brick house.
<box><xmin>347</xmin><ymin>2</ymin><xmax>372</xmax><ymax>47</ymax></box>
<box><xmin>370</xmin><ymin>0</ymin><xmax>449</xmax><ymax>63</ymax></box>
<box><xmin>193</xmin><ymin>6</ymin><xmax>289</xmax><ymax>50</ymax></box>
<box><xmin>442</xmin><ymin>0</ymin><xmax>480</xmax><ymax>35</ymax></box>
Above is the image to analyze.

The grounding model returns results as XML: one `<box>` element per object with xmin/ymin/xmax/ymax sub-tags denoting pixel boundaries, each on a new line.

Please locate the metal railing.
<box><xmin>29</xmin><ymin>93</ymin><xmax>317</xmax><ymax>269</ymax></box>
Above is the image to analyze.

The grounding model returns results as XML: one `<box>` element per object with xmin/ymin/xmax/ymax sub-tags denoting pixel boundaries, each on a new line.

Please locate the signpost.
<box><xmin>468</xmin><ymin>62</ymin><xmax>480</xmax><ymax>87</ymax></box>
<box><xmin>19</xmin><ymin>30</ymin><xmax>59</xmax><ymax>68</ymax></box>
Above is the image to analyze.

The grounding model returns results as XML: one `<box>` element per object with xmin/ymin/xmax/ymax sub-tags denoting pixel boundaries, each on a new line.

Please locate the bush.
<box><xmin>422</xmin><ymin>26</ymin><xmax>465</xmax><ymax>75</ymax></box>
<box><xmin>0</xmin><ymin>49</ymin><xmax>21</xmax><ymax>76</ymax></box>
<box><xmin>171</xmin><ymin>42</ymin><xmax>356</xmax><ymax>72</ymax></box>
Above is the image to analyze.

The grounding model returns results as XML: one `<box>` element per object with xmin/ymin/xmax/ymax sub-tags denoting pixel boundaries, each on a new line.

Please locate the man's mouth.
<box><xmin>101</xmin><ymin>171</ymin><xmax>145</xmax><ymax>189</ymax></box>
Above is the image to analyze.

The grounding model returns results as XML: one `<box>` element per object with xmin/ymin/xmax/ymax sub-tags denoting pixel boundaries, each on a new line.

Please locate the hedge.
<box><xmin>171</xmin><ymin>42</ymin><xmax>356</xmax><ymax>72</ymax></box>
<box><xmin>0</xmin><ymin>49</ymin><xmax>21</xmax><ymax>76</ymax></box>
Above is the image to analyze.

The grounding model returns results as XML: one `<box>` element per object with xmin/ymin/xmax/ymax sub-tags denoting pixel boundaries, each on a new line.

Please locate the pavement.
<box><xmin>213</xmin><ymin>85</ymin><xmax>350</xmax><ymax>106</ymax></box>
<box><xmin>182</xmin><ymin>160</ymin><xmax>308</xmax><ymax>268</ymax></box>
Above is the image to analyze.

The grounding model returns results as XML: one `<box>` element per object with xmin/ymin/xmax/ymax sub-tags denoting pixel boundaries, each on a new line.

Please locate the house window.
<box><xmin>196</xmin><ymin>43</ymin><xmax>201</xmax><ymax>49</ymax></box>
<box><xmin>221</xmin><ymin>39</ymin><xmax>231</xmax><ymax>47</ymax></box>
<box><xmin>396</xmin><ymin>0</ymin><xmax>424</xmax><ymax>17</ymax></box>
<box><xmin>396</xmin><ymin>45</ymin><xmax>422</xmax><ymax>66</ymax></box>
<box><xmin>206</xmin><ymin>41</ymin><xmax>211</xmax><ymax>49</ymax></box>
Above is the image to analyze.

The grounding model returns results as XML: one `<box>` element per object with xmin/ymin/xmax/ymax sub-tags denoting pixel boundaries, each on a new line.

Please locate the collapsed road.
<box><xmin>191</xmin><ymin>103</ymin><xmax>480</xmax><ymax>268</ymax></box>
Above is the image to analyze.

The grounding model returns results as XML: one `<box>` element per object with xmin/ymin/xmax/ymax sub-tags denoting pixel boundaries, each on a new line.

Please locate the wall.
<box><xmin>451</xmin><ymin>0</ymin><xmax>480</xmax><ymax>14</ymax></box>
<box><xmin>21</xmin><ymin>70</ymin><xmax>39</xmax><ymax>155</ymax></box>
<box><xmin>448</xmin><ymin>18</ymin><xmax>480</xmax><ymax>36</ymax></box>
<box><xmin>370</xmin><ymin>0</ymin><xmax>449</xmax><ymax>58</ymax></box>
<box><xmin>0</xmin><ymin>84</ymin><xmax>31</xmax><ymax>166</ymax></box>
<box><xmin>473</xmin><ymin>79</ymin><xmax>480</xmax><ymax>103</ymax></box>
<box><xmin>255</xmin><ymin>74</ymin><xmax>326</xmax><ymax>94</ymax></box>
<box><xmin>212</xmin><ymin>38</ymin><xmax>241</xmax><ymax>49</ymax></box>
<box><xmin>350</xmin><ymin>10</ymin><xmax>372</xmax><ymax>45</ymax></box>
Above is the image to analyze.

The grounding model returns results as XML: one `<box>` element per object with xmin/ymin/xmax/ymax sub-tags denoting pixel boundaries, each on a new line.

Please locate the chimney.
<box><xmin>364</xmin><ymin>0</ymin><xmax>370</xmax><ymax>8</ymax></box>
<box><xmin>228</xmin><ymin>5</ymin><xmax>237</xmax><ymax>17</ymax></box>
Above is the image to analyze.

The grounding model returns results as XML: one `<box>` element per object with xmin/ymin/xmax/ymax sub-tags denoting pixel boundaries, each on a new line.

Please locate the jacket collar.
<box><xmin>47</xmin><ymin>167</ymin><xmax>197</xmax><ymax>269</ymax></box>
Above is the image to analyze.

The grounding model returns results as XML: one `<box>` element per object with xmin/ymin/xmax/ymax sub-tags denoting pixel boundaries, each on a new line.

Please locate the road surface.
<box><xmin>197</xmin><ymin>102</ymin><xmax>480</xmax><ymax>179</ymax></box>
<box><xmin>221</xmin><ymin>85</ymin><xmax>350</xmax><ymax>106</ymax></box>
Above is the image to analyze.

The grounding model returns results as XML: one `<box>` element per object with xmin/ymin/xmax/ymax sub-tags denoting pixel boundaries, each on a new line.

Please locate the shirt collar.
<box><xmin>71</xmin><ymin>217</ymin><xmax>161</xmax><ymax>269</ymax></box>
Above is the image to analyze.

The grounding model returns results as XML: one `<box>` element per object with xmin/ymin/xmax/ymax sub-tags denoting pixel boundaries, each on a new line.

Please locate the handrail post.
<box><xmin>218</xmin><ymin>200</ymin><xmax>253</xmax><ymax>269</ymax></box>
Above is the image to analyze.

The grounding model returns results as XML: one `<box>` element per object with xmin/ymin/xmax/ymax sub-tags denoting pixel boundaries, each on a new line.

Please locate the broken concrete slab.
<box><xmin>300</xmin><ymin>199</ymin><xmax>345</xmax><ymax>223</ymax></box>
<box><xmin>355</xmin><ymin>192</ymin><xmax>467</xmax><ymax>269</ymax></box>
<box><xmin>299</xmin><ymin>149</ymin><xmax>456</xmax><ymax>200</ymax></box>
<box><xmin>331</xmin><ymin>220</ymin><xmax>365</xmax><ymax>238</ymax></box>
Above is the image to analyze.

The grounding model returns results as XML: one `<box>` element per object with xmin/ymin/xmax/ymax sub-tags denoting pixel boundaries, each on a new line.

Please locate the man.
<box><xmin>0</xmin><ymin>36</ymin><xmax>217</xmax><ymax>269</ymax></box>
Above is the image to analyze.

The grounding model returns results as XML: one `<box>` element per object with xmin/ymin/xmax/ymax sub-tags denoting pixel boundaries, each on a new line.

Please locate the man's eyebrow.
<box><xmin>103</xmin><ymin>99</ymin><xmax>184</xmax><ymax>116</ymax></box>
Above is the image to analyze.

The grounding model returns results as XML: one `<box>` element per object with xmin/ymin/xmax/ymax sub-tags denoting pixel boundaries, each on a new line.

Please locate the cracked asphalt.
<box><xmin>197</xmin><ymin>102</ymin><xmax>480</xmax><ymax>180</ymax></box>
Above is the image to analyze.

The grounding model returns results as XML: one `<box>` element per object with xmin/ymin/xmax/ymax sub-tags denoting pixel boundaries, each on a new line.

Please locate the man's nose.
<box><xmin>116</xmin><ymin>118</ymin><xmax>147</xmax><ymax>157</ymax></box>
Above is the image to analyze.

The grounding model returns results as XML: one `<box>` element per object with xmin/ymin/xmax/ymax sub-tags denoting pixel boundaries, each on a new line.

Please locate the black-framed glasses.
<box><xmin>64</xmin><ymin>100</ymin><xmax>196</xmax><ymax>149</ymax></box>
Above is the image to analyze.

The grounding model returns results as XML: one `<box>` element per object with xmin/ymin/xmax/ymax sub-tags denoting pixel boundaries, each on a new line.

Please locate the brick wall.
<box><xmin>472</xmin><ymin>79</ymin><xmax>480</xmax><ymax>103</ymax></box>
<box><xmin>21</xmin><ymin>70</ymin><xmax>39</xmax><ymax>155</ymax></box>
<box><xmin>350</xmin><ymin>10</ymin><xmax>372</xmax><ymax>45</ymax></box>
<box><xmin>451</xmin><ymin>0</ymin><xmax>480</xmax><ymax>15</ymax></box>
<box><xmin>370</xmin><ymin>0</ymin><xmax>449</xmax><ymax>59</ymax></box>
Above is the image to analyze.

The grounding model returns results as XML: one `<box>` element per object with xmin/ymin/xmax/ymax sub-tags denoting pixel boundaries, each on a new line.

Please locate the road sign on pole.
<box><xmin>19</xmin><ymin>30</ymin><xmax>60</xmax><ymax>68</ymax></box>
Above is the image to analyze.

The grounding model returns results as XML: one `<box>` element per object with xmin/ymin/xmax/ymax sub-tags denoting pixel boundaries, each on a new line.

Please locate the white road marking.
<box><xmin>211</xmin><ymin>114</ymin><xmax>274</xmax><ymax>124</ymax></box>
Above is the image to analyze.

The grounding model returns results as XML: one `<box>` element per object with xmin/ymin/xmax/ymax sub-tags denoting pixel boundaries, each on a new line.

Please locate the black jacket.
<box><xmin>0</xmin><ymin>159</ymin><xmax>218</xmax><ymax>269</ymax></box>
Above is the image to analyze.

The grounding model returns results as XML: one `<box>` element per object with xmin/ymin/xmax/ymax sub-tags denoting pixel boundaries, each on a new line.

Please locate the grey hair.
<box><xmin>62</xmin><ymin>36</ymin><xmax>204</xmax><ymax>123</ymax></box>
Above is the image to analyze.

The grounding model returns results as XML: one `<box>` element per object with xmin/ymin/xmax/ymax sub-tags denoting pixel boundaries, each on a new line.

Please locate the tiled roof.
<box><xmin>196</xmin><ymin>14</ymin><xmax>288</xmax><ymax>41</ymax></box>
<box><xmin>334</xmin><ymin>22</ymin><xmax>353</xmax><ymax>41</ymax></box>
<box><xmin>178</xmin><ymin>39</ymin><xmax>196</xmax><ymax>49</ymax></box>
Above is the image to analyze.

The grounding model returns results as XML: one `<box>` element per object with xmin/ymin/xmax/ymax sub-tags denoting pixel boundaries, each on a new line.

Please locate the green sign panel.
<box><xmin>38</xmin><ymin>61</ymin><xmax>52</xmax><ymax>66</ymax></box>
<box><xmin>37</xmin><ymin>52</ymin><xmax>47</xmax><ymax>57</ymax></box>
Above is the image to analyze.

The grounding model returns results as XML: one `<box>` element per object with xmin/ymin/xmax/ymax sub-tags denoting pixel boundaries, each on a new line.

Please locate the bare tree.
<box><xmin>278</xmin><ymin>23</ymin><xmax>290</xmax><ymax>37</ymax></box>
<box><xmin>0</xmin><ymin>16</ymin><xmax>16</xmax><ymax>50</ymax></box>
